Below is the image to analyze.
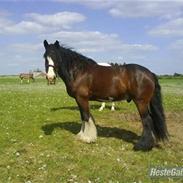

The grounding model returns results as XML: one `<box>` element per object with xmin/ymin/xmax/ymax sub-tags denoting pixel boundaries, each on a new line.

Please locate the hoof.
<box><xmin>76</xmin><ymin>131</ymin><xmax>83</xmax><ymax>138</ymax></box>
<box><xmin>133</xmin><ymin>142</ymin><xmax>153</xmax><ymax>151</ymax></box>
<box><xmin>76</xmin><ymin>132</ymin><xmax>96</xmax><ymax>143</ymax></box>
<box><xmin>111</xmin><ymin>108</ymin><xmax>115</xmax><ymax>111</ymax></box>
<box><xmin>99</xmin><ymin>108</ymin><xmax>104</xmax><ymax>111</ymax></box>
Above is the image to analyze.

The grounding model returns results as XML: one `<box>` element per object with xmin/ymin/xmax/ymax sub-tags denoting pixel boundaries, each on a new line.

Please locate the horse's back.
<box><xmin>124</xmin><ymin>64</ymin><xmax>155</xmax><ymax>84</ymax></box>
<box><xmin>125</xmin><ymin>64</ymin><xmax>154</xmax><ymax>75</ymax></box>
<box><xmin>124</xmin><ymin>64</ymin><xmax>156</xmax><ymax>101</ymax></box>
<box><xmin>19</xmin><ymin>73</ymin><xmax>34</xmax><ymax>79</ymax></box>
<box><xmin>91</xmin><ymin>64</ymin><xmax>121</xmax><ymax>83</ymax></box>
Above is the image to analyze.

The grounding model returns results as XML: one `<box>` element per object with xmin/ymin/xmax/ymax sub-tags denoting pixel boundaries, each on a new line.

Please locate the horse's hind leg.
<box><xmin>134</xmin><ymin>100</ymin><xmax>155</xmax><ymax>151</ymax></box>
<box><xmin>111</xmin><ymin>102</ymin><xmax>115</xmax><ymax>111</ymax></box>
<box><xmin>76</xmin><ymin>96</ymin><xmax>97</xmax><ymax>143</ymax></box>
<box><xmin>99</xmin><ymin>102</ymin><xmax>105</xmax><ymax>111</ymax></box>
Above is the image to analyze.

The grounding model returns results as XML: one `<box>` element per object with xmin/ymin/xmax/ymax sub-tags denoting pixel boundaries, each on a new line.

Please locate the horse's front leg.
<box><xmin>76</xmin><ymin>96</ymin><xmax>97</xmax><ymax>143</ymax></box>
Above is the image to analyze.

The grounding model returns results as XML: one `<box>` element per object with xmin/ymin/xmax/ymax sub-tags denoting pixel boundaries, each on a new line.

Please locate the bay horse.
<box><xmin>98</xmin><ymin>63</ymin><xmax>115</xmax><ymax>111</ymax></box>
<box><xmin>43</xmin><ymin>40</ymin><xmax>168</xmax><ymax>151</ymax></box>
<box><xmin>19</xmin><ymin>73</ymin><xmax>35</xmax><ymax>83</ymax></box>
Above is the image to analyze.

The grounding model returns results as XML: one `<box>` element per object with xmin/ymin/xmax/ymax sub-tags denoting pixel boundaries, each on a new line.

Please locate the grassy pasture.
<box><xmin>0</xmin><ymin>76</ymin><xmax>183</xmax><ymax>183</ymax></box>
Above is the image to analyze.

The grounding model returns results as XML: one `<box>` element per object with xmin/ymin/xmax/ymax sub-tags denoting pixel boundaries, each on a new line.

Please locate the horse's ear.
<box><xmin>54</xmin><ymin>40</ymin><xmax>60</xmax><ymax>48</ymax></box>
<box><xmin>44</xmin><ymin>40</ymin><xmax>49</xmax><ymax>49</ymax></box>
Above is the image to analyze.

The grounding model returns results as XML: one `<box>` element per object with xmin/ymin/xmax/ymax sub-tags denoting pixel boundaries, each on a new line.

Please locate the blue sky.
<box><xmin>1</xmin><ymin>0</ymin><xmax>183</xmax><ymax>75</ymax></box>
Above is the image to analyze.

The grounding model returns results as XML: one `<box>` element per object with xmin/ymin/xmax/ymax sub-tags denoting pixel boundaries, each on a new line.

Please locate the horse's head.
<box><xmin>43</xmin><ymin>40</ymin><xmax>60</xmax><ymax>80</ymax></box>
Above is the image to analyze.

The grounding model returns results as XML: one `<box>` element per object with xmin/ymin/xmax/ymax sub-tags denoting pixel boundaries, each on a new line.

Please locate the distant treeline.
<box><xmin>158</xmin><ymin>73</ymin><xmax>183</xmax><ymax>79</ymax></box>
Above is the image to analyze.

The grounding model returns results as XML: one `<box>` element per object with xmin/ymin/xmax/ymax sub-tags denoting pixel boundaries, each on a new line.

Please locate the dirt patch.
<box><xmin>166</xmin><ymin>112</ymin><xmax>183</xmax><ymax>142</ymax></box>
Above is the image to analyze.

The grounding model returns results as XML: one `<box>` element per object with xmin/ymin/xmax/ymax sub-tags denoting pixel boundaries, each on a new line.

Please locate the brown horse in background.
<box><xmin>43</xmin><ymin>40</ymin><xmax>168</xmax><ymax>151</ymax></box>
<box><xmin>19</xmin><ymin>73</ymin><xmax>35</xmax><ymax>83</ymax></box>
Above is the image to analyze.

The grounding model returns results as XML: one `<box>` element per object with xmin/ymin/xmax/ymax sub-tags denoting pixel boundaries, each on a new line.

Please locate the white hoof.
<box><xmin>99</xmin><ymin>102</ymin><xmax>105</xmax><ymax>111</ymax></box>
<box><xmin>77</xmin><ymin>133</ymin><xmax>97</xmax><ymax>143</ymax></box>
<box><xmin>99</xmin><ymin>107</ymin><xmax>104</xmax><ymax>111</ymax></box>
<box><xmin>111</xmin><ymin>107</ymin><xmax>115</xmax><ymax>111</ymax></box>
<box><xmin>111</xmin><ymin>102</ymin><xmax>115</xmax><ymax>111</ymax></box>
<box><xmin>76</xmin><ymin>118</ymin><xmax>97</xmax><ymax>143</ymax></box>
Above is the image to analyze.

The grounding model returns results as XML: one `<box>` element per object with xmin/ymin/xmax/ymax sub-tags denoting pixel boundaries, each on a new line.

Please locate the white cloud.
<box><xmin>10</xmin><ymin>43</ymin><xmax>43</xmax><ymax>52</ymax></box>
<box><xmin>26</xmin><ymin>11</ymin><xmax>86</xmax><ymax>29</ymax></box>
<box><xmin>54</xmin><ymin>0</ymin><xmax>114</xmax><ymax>9</ymax></box>
<box><xmin>2</xmin><ymin>21</ymin><xmax>45</xmax><ymax>34</ymax></box>
<box><xmin>42</xmin><ymin>31</ymin><xmax>121</xmax><ymax>52</ymax></box>
<box><xmin>149</xmin><ymin>18</ymin><xmax>183</xmax><ymax>36</ymax></box>
<box><xmin>41</xmin><ymin>30</ymin><xmax>158</xmax><ymax>55</ymax></box>
<box><xmin>0</xmin><ymin>11</ymin><xmax>86</xmax><ymax>35</ymax></box>
<box><xmin>0</xmin><ymin>12</ymin><xmax>14</xmax><ymax>31</ymax></box>
<box><xmin>0</xmin><ymin>9</ymin><xmax>11</xmax><ymax>17</ymax></box>
<box><xmin>109</xmin><ymin>1</ymin><xmax>183</xmax><ymax>19</ymax></box>
<box><xmin>169</xmin><ymin>39</ymin><xmax>183</xmax><ymax>50</ymax></box>
<box><xmin>55</xmin><ymin>0</ymin><xmax>183</xmax><ymax>19</ymax></box>
<box><xmin>0</xmin><ymin>43</ymin><xmax>44</xmax><ymax>74</ymax></box>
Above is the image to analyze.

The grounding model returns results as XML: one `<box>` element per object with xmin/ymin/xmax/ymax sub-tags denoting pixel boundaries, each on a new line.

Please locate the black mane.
<box><xmin>110</xmin><ymin>62</ymin><xmax>126</xmax><ymax>67</ymax></box>
<box><xmin>57</xmin><ymin>45</ymin><xmax>97</xmax><ymax>80</ymax></box>
<box><xmin>59</xmin><ymin>45</ymin><xmax>97</xmax><ymax>70</ymax></box>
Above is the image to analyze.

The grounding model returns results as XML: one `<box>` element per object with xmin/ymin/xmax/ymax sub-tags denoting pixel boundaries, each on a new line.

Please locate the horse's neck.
<box><xmin>58</xmin><ymin>56</ymin><xmax>77</xmax><ymax>84</ymax></box>
<box><xmin>57</xmin><ymin>59</ymin><xmax>85</xmax><ymax>97</ymax></box>
<box><xmin>60</xmin><ymin>72</ymin><xmax>74</xmax><ymax>97</ymax></box>
<box><xmin>57</xmin><ymin>50</ymin><xmax>93</xmax><ymax>96</ymax></box>
<box><xmin>58</xmin><ymin>66</ymin><xmax>73</xmax><ymax>90</ymax></box>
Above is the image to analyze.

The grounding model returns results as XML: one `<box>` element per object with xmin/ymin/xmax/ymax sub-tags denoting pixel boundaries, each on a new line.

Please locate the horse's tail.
<box><xmin>149</xmin><ymin>74</ymin><xmax>168</xmax><ymax>141</ymax></box>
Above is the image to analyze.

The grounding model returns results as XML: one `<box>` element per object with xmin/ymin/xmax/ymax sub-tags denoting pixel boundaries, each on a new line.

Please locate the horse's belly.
<box><xmin>90</xmin><ymin>90</ymin><xmax>129</xmax><ymax>102</ymax></box>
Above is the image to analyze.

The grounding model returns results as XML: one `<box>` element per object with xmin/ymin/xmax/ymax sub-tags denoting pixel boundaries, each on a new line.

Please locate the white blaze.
<box><xmin>47</xmin><ymin>56</ymin><xmax>56</xmax><ymax>78</ymax></box>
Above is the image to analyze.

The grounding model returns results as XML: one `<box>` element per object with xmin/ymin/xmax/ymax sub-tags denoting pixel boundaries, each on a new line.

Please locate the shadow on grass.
<box><xmin>42</xmin><ymin>121</ymin><xmax>139</xmax><ymax>145</ymax></box>
<box><xmin>50</xmin><ymin>106</ymin><xmax>78</xmax><ymax>111</ymax></box>
<box><xmin>50</xmin><ymin>104</ymin><xmax>120</xmax><ymax>112</ymax></box>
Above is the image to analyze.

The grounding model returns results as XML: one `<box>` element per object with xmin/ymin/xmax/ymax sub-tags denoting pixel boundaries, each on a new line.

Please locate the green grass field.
<box><xmin>0</xmin><ymin>76</ymin><xmax>183</xmax><ymax>183</ymax></box>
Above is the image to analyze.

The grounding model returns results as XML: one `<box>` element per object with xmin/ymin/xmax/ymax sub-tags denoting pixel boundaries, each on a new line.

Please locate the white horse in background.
<box><xmin>97</xmin><ymin>63</ymin><xmax>115</xmax><ymax>111</ymax></box>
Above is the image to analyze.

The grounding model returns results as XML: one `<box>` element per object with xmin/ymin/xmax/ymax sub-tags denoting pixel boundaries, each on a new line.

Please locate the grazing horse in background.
<box><xmin>19</xmin><ymin>73</ymin><xmax>35</xmax><ymax>83</ymax></box>
<box><xmin>98</xmin><ymin>63</ymin><xmax>115</xmax><ymax>111</ymax></box>
<box><xmin>43</xmin><ymin>40</ymin><xmax>168</xmax><ymax>151</ymax></box>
